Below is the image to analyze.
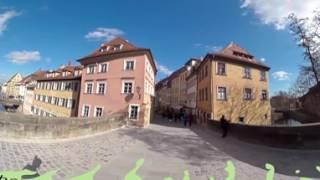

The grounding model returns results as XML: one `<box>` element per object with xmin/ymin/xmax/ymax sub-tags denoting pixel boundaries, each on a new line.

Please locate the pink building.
<box><xmin>77</xmin><ymin>38</ymin><xmax>157</xmax><ymax>127</ymax></box>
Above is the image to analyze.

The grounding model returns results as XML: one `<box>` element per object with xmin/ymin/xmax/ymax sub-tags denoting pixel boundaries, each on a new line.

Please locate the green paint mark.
<box><xmin>69</xmin><ymin>165</ymin><xmax>101</xmax><ymax>180</ymax></box>
<box><xmin>265</xmin><ymin>163</ymin><xmax>275</xmax><ymax>180</ymax></box>
<box><xmin>183</xmin><ymin>170</ymin><xmax>190</xmax><ymax>180</ymax></box>
<box><xmin>164</xmin><ymin>177</ymin><xmax>173</xmax><ymax>180</ymax></box>
<box><xmin>0</xmin><ymin>169</ymin><xmax>36</xmax><ymax>180</ymax></box>
<box><xmin>124</xmin><ymin>159</ymin><xmax>144</xmax><ymax>180</ymax></box>
<box><xmin>32</xmin><ymin>170</ymin><xmax>57</xmax><ymax>180</ymax></box>
<box><xmin>225</xmin><ymin>161</ymin><xmax>235</xmax><ymax>180</ymax></box>
<box><xmin>209</xmin><ymin>176</ymin><xmax>215</xmax><ymax>180</ymax></box>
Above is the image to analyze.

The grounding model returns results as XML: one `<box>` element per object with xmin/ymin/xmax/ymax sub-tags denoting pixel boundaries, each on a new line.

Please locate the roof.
<box><xmin>6</xmin><ymin>73</ymin><xmax>22</xmax><ymax>83</ymax></box>
<box><xmin>209</xmin><ymin>42</ymin><xmax>270</xmax><ymax>70</ymax></box>
<box><xmin>77</xmin><ymin>37</ymin><xmax>157</xmax><ymax>73</ymax></box>
<box><xmin>35</xmin><ymin>65</ymin><xmax>82</xmax><ymax>81</ymax></box>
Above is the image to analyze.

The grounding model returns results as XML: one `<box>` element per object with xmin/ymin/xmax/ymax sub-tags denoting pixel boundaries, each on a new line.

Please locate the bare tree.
<box><xmin>288</xmin><ymin>12</ymin><xmax>320</xmax><ymax>86</ymax></box>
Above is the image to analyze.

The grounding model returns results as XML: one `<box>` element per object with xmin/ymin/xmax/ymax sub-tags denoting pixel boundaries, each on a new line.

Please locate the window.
<box><xmin>96</xmin><ymin>82</ymin><xmax>106</xmax><ymax>95</ymax></box>
<box><xmin>67</xmin><ymin>99</ymin><xmax>72</xmax><ymax>109</ymax></box>
<box><xmin>217</xmin><ymin>87</ymin><xmax>227</xmax><ymax>100</ymax></box>
<box><xmin>85</xmin><ymin>82</ymin><xmax>93</xmax><ymax>94</ymax></box>
<box><xmin>87</xmin><ymin>64</ymin><xmax>95</xmax><ymax>74</ymax></box>
<box><xmin>261</xmin><ymin>90</ymin><xmax>268</xmax><ymax>100</ymax></box>
<box><xmin>122</xmin><ymin>81</ymin><xmax>134</xmax><ymax>94</ymax></box>
<box><xmin>95</xmin><ymin>107</ymin><xmax>103</xmax><ymax>117</ymax></box>
<box><xmin>217</xmin><ymin>62</ymin><xmax>226</xmax><ymax>75</ymax></box>
<box><xmin>65</xmin><ymin>82</ymin><xmax>72</xmax><ymax>91</ymax></box>
<box><xmin>244</xmin><ymin>88</ymin><xmax>253</xmax><ymax>100</ymax></box>
<box><xmin>244</xmin><ymin>67</ymin><xmax>251</xmax><ymax>79</ymax></box>
<box><xmin>205</xmin><ymin>87</ymin><xmax>208</xmax><ymax>101</ymax></box>
<box><xmin>82</xmin><ymin>105</ymin><xmax>90</xmax><ymax>117</ymax></box>
<box><xmin>54</xmin><ymin>97</ymin><xmax>59</xmax><ymax>105</ymax></box>
<box><xmin>129</xmin><ymin>105</ymin><xmax>139</xmax><ymax>120</ymax></box>
<box><xmin>74</xmin><ymin>82</ymin><xmax>78</xmax><ymax>91</ymax></box>
<box><xmin>260</xmin><ymin>71</ymin><xmax>266</xmax><ymax>81</ymax></box>
<box><xmin>57</xmin><ymin>82</ymin><xmax>62</xmax><ymax>90</ymax></box>
<box><xmin>99</xmin><ymin>64</ymin><xmax>108</xmax><ymax>73</ymax></box>
<box><xmin>125</xmin><ymin>60</ymin><xmax>135</xmax><ymax>70</ymax></box>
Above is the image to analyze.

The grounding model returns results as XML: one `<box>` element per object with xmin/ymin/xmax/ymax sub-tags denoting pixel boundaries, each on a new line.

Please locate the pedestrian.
<box><xmin>183</xmin><ymin>110</ymin><xmax>188</xmax><ymax>127</ymax></box>
<box><xmin>220</xmin><ymin>115</ymin><xmax>229</xmax><ymax>138</ymax></box>
<box><xmin>188</xmin><ymin>112</ymin><xmax>193</xmax><ymax>127</ymax></box>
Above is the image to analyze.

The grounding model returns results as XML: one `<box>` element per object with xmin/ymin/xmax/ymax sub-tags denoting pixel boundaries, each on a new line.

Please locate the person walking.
<box><xmin>220</xmin><ymin>115</ymin><xmax>229</xmax><ymax>138</ymax></box>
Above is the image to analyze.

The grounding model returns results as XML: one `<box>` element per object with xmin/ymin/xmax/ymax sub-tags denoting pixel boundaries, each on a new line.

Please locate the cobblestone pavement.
<box><xmin>1</xmin><ymin>116</ymin><xmax>320</xmax><ymax>179</ymax></box>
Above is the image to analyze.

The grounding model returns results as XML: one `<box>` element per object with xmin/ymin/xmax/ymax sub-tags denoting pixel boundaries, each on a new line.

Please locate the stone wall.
<box><xmin>0</xmin><ymin>112</ymin><xmax>126</xmax><ymax>139</ymax></box>
<box><xmin>208</xmin><ymin>120</ymin><xmax>320</xmax><ymax>149</ymax></box>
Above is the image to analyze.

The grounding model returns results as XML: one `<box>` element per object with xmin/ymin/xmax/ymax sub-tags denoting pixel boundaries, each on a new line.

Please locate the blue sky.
<box><xmin>0</xmin><ymin>0</ymin><xmax>318</xmax><ymax>95</ymax></box>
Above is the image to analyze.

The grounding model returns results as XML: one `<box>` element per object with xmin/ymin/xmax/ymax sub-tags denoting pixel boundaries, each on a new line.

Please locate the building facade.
<box><xmin>185</xmin><ymin>58</ymin><xmax>201</xmax><ymax>114</ymax></box>
<box><xmin>197</xmin><ymin>43</ymin><xmax>271</xmax><ymax>125</ymax></box>
<box><xmin>77</xmin><ymin>38</ymin><xmax>157</xmax><ymax>127</ymax></box>
<box><xmin>20</xmin><ymin>71</ymin><xmax>45</xmax><ymax>114</ymax></box>
<box><xmin>33</xmin><ymin>65</ymin><xmax>82</xmax><ymax>117</ymax></box>
<box><xmin>1</xmin><ymin>73</ymin><xmax>23</xmax><ymax>99</ymax></box>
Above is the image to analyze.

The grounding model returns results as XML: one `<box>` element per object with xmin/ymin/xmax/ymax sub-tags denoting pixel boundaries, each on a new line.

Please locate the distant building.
<box><xmin>77</xmin><ymin>37</ymin><xmax>157</xmax><ymax>127</ymax></box>
<box><xmin>185</xmin><ymin>58</ymin><xmax>201</xmax><ymax>114</ymax></box>
<box><xmin>20</xmin><ymin>71</ymin><xmax>45</xmax><ymax>114</ymax></box>
<box><xmin>196</xmin><ymin>42</ymin><xmax>271</xmax><ymax>125</ymax></box>
<box><xmin>155</xmin><ymin>77</ymin><xmax>171</xmax><ymax>110</ymax></box>
<box><xmin>33</xmin><ymin>65</ymin><xmax>82</xmax><ymax>117</ymax></box>
<box><xmin>1</xmin><ymin>73</ymin><xmax>23</xmax><ymax>99</ymax></box>
<box><xmin>300</xmin><ymin>84</ymin><xmax>320</xmax><ymax>117</ymax></box>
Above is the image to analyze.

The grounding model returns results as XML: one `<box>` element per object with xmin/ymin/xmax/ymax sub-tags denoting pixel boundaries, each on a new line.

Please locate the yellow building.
<box><xmin>197</xmin><ymin>43</ymin><xmax>271</xmax><ymax>125</ymax></box>
<box><xmin>33</xmin><ymin>65</ymin><xmax>82</xmax><ymax>117</ymax></box>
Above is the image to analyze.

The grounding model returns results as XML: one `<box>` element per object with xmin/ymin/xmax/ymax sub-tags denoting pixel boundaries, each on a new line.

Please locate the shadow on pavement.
<box><xmin>138</xmin><ymin>116</ymin><xmax>320</xmax><ymax>178</ymax></box>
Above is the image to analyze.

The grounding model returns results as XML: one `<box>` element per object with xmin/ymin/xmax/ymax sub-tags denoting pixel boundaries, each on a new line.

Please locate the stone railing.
<box><xmin>208</xmin><ymin>119</ymin><xmax>320</xmax><ymax>149</ymax></box>
<box><xmin>0</xmin><ymin>112</ymin><xmax>127</xmax><ymax>139</ymax></box>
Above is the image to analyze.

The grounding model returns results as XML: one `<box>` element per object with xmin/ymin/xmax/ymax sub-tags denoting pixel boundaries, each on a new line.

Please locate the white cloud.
<box><xmin>194</xmin><ymin>43</ymin><xmax>222</xmax><ymax>52</ymax></box>
<box><xmin>6</xmin><ymin>51</ymin><xmax>41</xmax><ymax>64</ymax></box>
<box><xmin>158</xmin><ymin>64</ymin><xmax>173</xmax><ymax>76</ymax></box>
<box><xmin>272</xmin><ymin>71</ymin><xmax>291</xmax><ymax>80</ymax></box>
<box><xmin>0</xmin><ymin>10</ymin><xmax>19</xmax><ymax>34</ymax></box>
<box><xmin>240</xmin><ymin>0</ymin><xmax>320</xmax><ymax>30</ymax></box>
<box><xmin>85</xmin><ymin>28</ymin><xmax>124</xmax><ymax>41</ymax></box>
<box><xmin>260</xmin><ymin>57</ymin><xmax>266</xmax><ymax>62</ymax></box>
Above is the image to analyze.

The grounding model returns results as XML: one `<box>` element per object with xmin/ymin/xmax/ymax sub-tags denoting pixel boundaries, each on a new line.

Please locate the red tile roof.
<box><xmin>78</xmin><ymin>37</ymin><xmax>157</xmax><ymax>73</ymax></box>
<box><xmin>211</xmin><ymin>42</ymin><xmax>270</xmax><ymax>70</ymax></box>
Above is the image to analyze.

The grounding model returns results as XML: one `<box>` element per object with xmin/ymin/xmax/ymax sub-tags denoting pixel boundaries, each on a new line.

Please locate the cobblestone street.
<box><xmin>0</xmin><ymin>116</ymin><xmax>320</xmax><ymax>180</ymax></box>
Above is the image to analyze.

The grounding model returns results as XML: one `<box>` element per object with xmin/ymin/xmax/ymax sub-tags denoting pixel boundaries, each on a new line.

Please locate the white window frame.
<box><xmin>128</xmin><ymin>104</ymin><xmax>140</xmax><ymax>120</ymax></box>
<box><xmin>217</xmin><ymin>86</ymin><xmax>227</xmax><ymax>100</ymax></box>
<box><xmin>96</xmin><ymin>81</ymin><xmax>106</xmax><ymax>95</ymax></box>
<box><xmin>87</xmin><ymin>64</ymin><xmax>96</xmax><ymax>74</ymax></box>
<box><xmin>82</xmin><ymin>104</ymin><xmax>91</xmax><ymax>117</ymax></box>
<box><xmin>94</xmin><ymin>106</ymin><xmax>104</xmax><ymax>117</ymax></box>
<box><xmin>85</xmin><ymin>82</ymin><xmax>93</xmax><ymax>94</ymax></box>
<box><xmin>122</xmin><ymin>80</ymin><xmax>134</xmax><ymax>94</ymax></box>
<box><xmin>99</xmin><ymin>63</ymin><xmax>109</xmax><ymax>73</ymax></box>
<box><xmin>67</xmin><ymin>99</ymin><xmax>73</xmax><ymax>109</ymax></box>
<box><xmin>124</xmin><ymin>59</ymin><xmax>136</xmax><ymax>71</ymax></box>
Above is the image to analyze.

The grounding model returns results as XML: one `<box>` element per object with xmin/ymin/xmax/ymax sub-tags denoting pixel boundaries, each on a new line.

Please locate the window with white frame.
<box><xmin>217</xmin><ymin>62</ymin><xmax>226</xmax><ymax>75</ymax></box>
<box><xmin>96</xmin><ymin>82</ymin><xmax>106</xmax><ymax>95</ymax></box>
<box><xmin>122</xmin><ymin>81</ymin><xmax>134</xmax><ymax>94</ymax></box>
<box><xmin>67</xmin><ymin>99</ymin><xmax>72</xmax><ymax>109</ymax></box>
<box><xmin>99</xmin><ymin>63</ymin><xmax>108</xmax><ymax>73</ymax></box>
<box><xmin>217</xmin><ymin>87</ymin><xmax>227</xmax><ymax>100</ymax></box>
<box><xmin>87</xmin><ymin>64</ymin><xmax>95</xmax><ymax>74</ymax></box>
<box><xmin>124</xmin><ymin>60</ymin><xmax>135</xmax><ymax>70</ymax></box>
<box><xmin>129</xmin><ymin>105</ymin><xmax>139</xmax><ymax>120</ymax></box>
<box><xmin>85</xmin><ymin>82</ymin><xmax>93</xmax><ymax>94</ymax></box>
<box><xmin>244</xmin><ymin>67</ymin><xmax>252</xmax><ymax>79</ymax></box>
<box><xmin>95</xmin><ymin>107</ymin><xmax>103</xmax><ymax>117</ymax></box>
<box><xmin>82</xmin><ymin>105</ymin><xmax>90</xmax><ymax>117</ymax></box>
